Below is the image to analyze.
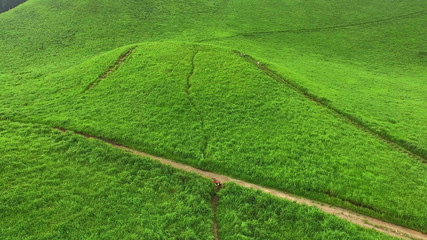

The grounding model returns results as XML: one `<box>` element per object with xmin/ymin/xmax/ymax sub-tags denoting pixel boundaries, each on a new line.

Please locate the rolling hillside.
<box><xmin>0</xmin><ymin>121</ymin><xmax>399</xmax><ymax>239</ymax></box>
<box><xmin>1</xmin><ymin>0</ymin><xmax>426</xmax><ymax>238</ymax></box>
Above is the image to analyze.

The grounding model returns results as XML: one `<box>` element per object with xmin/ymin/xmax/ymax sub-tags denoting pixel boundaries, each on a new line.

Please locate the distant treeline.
<box><xmin>0</xmin><ymin>0</ymin><xmax>26</xmax><ymax>13</ymax></box>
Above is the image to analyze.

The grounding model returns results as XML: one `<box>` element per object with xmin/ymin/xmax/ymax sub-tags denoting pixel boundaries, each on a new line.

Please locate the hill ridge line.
<box><xmin>240</xmin><ymin>10</ymin><xmax>427</xmax><ymax>36</ymax></box>
<box><xmin>198</xmin><ymin>10</ymin><xmax>426</xmax><ymax>42</ymax></box>
<box><xmin>234</xmin><ymin>51</ymin><xmax>426</xmax><ymax>163</ymax></box>
<box><xmin>0</xmin><ymin>118</ymin><xmax>425</xmax><ymax>239</ymax></box>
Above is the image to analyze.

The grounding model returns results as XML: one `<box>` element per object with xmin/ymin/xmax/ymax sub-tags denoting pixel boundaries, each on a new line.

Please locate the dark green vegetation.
<box><xmin>0</xmin><ymin>0</ymin><xmax>26</xmax><ymax>13</ymax></box>
<box><xmin>217</xmin><ymin>184</ymin><xmax>396</xmax><ymax>240</ymax></box>
<box><xmin>1</xmin><ymin>0</ymin><xmax>426</xmax><ymax>236</ymax></box>
<box><xmin>0</xmin><ymin>121</ymin><xmax>214</xmax><ymax>239</ymax></box>
<box><xmin>0</xmin><ymin>121</ymin><xmax>398</xmax><ymax>239</ymax></box>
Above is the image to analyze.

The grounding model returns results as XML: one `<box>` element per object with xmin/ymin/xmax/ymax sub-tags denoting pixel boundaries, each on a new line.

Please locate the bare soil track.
<box><xmin>60</xmin><ymin>129</ymin><xmax>426</xmax><ymax>240</ymax></box>
<box><xmin>211</xmin><ymin>184</ymin><xmax>222</xmax><ymax>240</ymax></box>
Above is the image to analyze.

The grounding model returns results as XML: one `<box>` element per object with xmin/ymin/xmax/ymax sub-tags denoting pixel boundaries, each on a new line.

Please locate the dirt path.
<box><xmin>211</xmin><ymin>184</ymin><xmax>222</xmax><ymax>240</ymax></box>
<box><xmin>211</xmin><ymin>194</ymin><xmax>220</xmax><ymax>240</ymax></box>
<box><xmin>235</xmin><ymin>51</ymin><xmax>426</xmax><ymax>163</ymax></box>
<box><xmin>66</xmin><ymin>130</ymin><xmax>426</xmax><ymax>240</ymax></box>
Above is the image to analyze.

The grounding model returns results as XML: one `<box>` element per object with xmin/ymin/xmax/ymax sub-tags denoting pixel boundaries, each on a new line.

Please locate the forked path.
<box><xmin>69</xmin><ymin>130</ymin><xmax>426</xmax><ymax>240</ymax></box>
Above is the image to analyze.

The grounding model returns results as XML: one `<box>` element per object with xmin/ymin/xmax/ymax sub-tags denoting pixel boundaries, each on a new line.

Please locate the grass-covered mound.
<box><xmin>1</xmin><ymin>0</ymin><xmax>426</xmax><ymax>234</ymax></box>
<box><xmin>1</xmin><ymin>0</ymin><xmax>425</xmax><ymax>157</ymax></box>
<box><xmin>1</xmin><ymin>42</ymin><xmax>425</xmax><ymax>231</ymax></box>
<box><xmin>0</xmin><ymin>120</ymin><xmax>214</xmax><ymax>239</ymax></box>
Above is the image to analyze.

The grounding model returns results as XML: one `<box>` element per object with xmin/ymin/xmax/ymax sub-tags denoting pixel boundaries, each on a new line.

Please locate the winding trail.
<box><xmin>235</xmin><ymin>51</ymin><xmax>426</xmax><ymax>163</ymax></box>
<box><xmin>58</xmin><ymin>128</ymin><xmax>426</xmax><ymax>240</ymax></box>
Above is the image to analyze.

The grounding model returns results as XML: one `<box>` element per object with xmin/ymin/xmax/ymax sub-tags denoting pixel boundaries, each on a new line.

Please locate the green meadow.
<box><xmin>1</xmin><ymin>0</ymin><xmax>426</xmax><ymax>238</ymax></box>
<box><xmin>217</xmin><ymin>183</ymin><xmax>396</xmax><ymax>240</ymax></box>
<box><xmin>0</xmin><ymin>121</ymin><xmax>397</xmax><ymax>239</ymax></box>
<box><xmin>0</xmin><ymin>121</ymin><xmax>214</xmax><ymax>239</ymax></box>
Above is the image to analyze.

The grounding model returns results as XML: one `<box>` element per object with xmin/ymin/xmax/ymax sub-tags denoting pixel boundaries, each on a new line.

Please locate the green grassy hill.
<box><xmin>1</xmin><ymin>0</ymin><xmax>426</xmax><ymax>237</ymax></box>
<box><xmin>1</xmin><ymin>0</ymin><xmax>426</xmax><ymax>155</ymax></box>
<box><xmin>1</xmin><ymin>41</ymin><xmax>425</xmax><ymax>232</ymax></box>
<box><xmin>0</xmin><ymin>121</ymin><xmax>397</xmax><ymax>239</ymax></box>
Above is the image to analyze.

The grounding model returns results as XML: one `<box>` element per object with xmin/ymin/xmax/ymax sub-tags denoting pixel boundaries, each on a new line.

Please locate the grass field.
<box><xmin>0</xmin><ymin>121</ymin><xmax>400</xmax><ymax>239</ymax></box>
<box><xmin>0</xmin><ymin>0</ymin><xmax>425</xmax><ymax>157</ymax></box>
<box><xmin>1</xmin><ymin>0</ymin><xmax>426</xmax><ymax>237</ymax></box>
<box><xmin>217</xmin><ymin>183</ymin><xmax>396</xmax><ymax>240</ymax></box>
<box><xmin>1</xmin><ymin>42</ymin><xmax>425</xmax><ymax>232</ymax></box>
<box><xmin>0</xmin><ymin>121</ymin><xmax>214</xmax><ymax>239</ymax></box>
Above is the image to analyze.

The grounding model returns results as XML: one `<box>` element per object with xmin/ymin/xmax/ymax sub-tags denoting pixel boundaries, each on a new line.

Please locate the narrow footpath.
<box><xmin>64</xmin><ymin>129</ymin><xmax>426</xmax><ymax>240</ymax></box>
<box><xmin>211</xmin><ymin>182</ymin><xmax>222</xmax><ymax>240</ymax></box>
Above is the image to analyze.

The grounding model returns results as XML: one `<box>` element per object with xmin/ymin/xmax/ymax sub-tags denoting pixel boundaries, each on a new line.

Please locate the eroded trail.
<box><xmin>235</xmin><ymin>51</ymin><xmax>426</xmax><ymax>164</ymax></box>
<box><xmin>185</xmin><ymin>49</ymin><xmax>208</xmax><ymax>158</ymax></box>
<box><xmin>211</xmin><ymin>184</ymin><xmax>222</xmax><ymax>240</ymax></box>
<box><xmin>86</xmin><ymin>47</ymin><xmax>136</xmax><ymax>91</ymax></box>
<box><xmin>60</xmin><ymin>129</ymin><xmax>426</xmax><ymax>240</ymax></box>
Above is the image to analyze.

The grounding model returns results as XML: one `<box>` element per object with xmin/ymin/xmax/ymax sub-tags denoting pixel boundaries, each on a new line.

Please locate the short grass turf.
<box><xmin>0</xmin><ymin>120</ymin><xmax>215</xmax><ymax>239</ymax></box>
<box><xmin>1</xmin><ymin>42</ymin><xmax>425</xmax><ymax>232</ymax></box>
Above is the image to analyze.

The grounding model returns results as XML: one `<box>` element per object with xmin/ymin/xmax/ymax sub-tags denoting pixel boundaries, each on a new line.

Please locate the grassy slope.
<box><xmin>0</xmin><ymin>43</ymin><xmax>204</xmax><ymax>162</ymax></box>
<box><xmin>217</xmin><ymin>184</ymin><xmax>396</xmax><ymax>240</ymax></box>
<box><xmin>1</xmin><ymin>42</ymin><xmax>425</xmax><ymax>231</ymax></box>
<box><xmin>0</xmin><ymin>0</ymin><xmax>426</xmax><ymax>233</ymax></box>
<box><xmin>1</xmin><ymin>0</ymin><xmax>425</xmax><ymax>152</ymax></box>
<box><xmin>0</xmin><ymin>121</ymin><xmax>214</xmax><ymax>239</ymax></box>
<box><xmin>191</xmin><ymin>47</ymin><xmax>427</xmax><ymax>231</ymax></box>
<box><xmin>202</xmin><ymin>0</ymin><xmax>427</xmax><ymax>157</ymax></box>
<box><xmin>0</xmin><ymin>121</ymin><xmax>401</xmax><ymax>239</ymax></box>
